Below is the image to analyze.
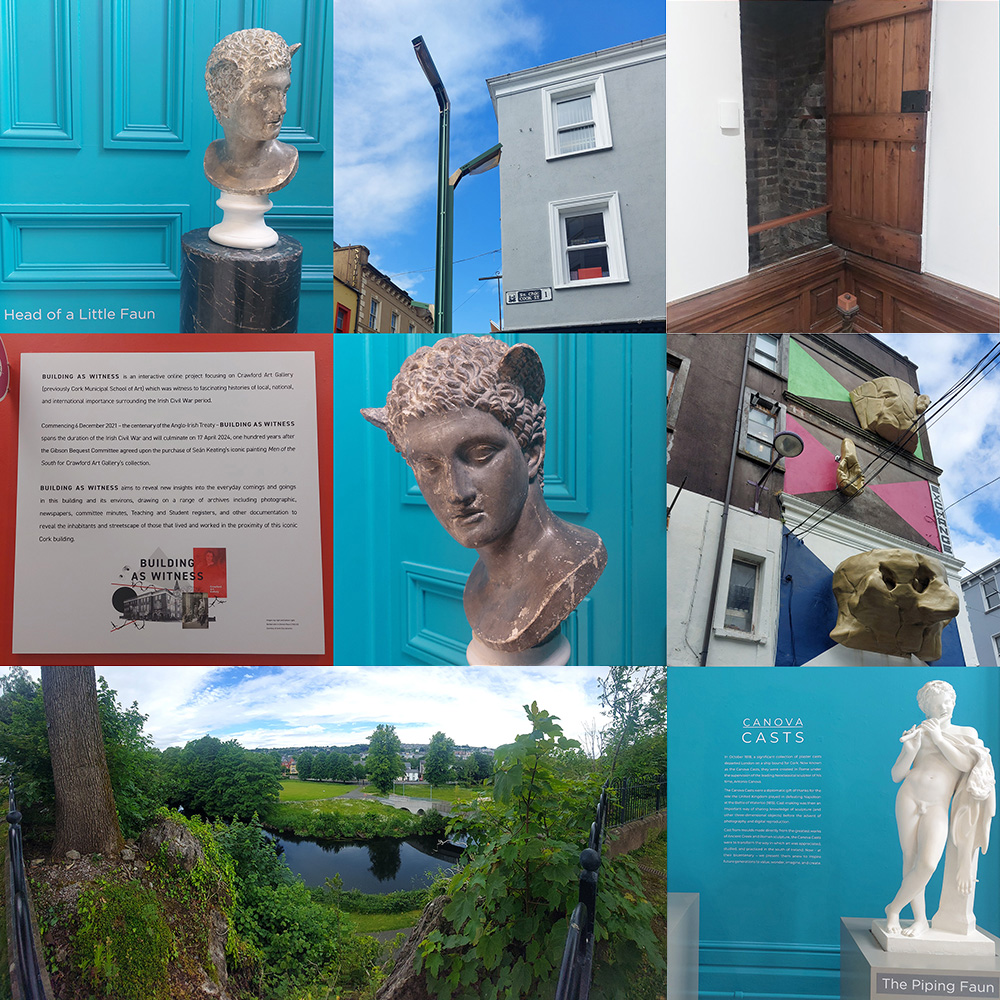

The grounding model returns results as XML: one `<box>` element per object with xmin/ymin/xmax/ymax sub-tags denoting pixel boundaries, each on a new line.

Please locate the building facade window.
<box><xmin>724</xmin><ymin>559</ymin><xmax>758</xmax><ymax>632</ymax></box>
<box><xmin>368</xmin><ymin>298</ymin><xmax>379</xmax><ymax>331</ymax></box>
<box><xmin>541</xmin><ymin>74</ymin><xmax>612</xmax><ymax>160</ymax></box>
<box><xmin>548</xmin><ymin>192</ymin><xmax>628</xmax><ymax>288</ymax></box>
<box><xmin>335</xmin><ymin>305</ymin><xmax>352</xmax><ymax>332</ymax></box>
<box><xmin>408</xmin><ymin>323</ymin><xmax>415</xmax><ymax>333</ymax></box>
<box><xmin>390</xmin><ymin>312</ymin><xmax>399</xmax><ymax>333</ymax></box>
<box><xmin>753</xmin><ymin>334</ymin><xmax>780</xmax><ymax>372</ymax></box>
<box><xmin>984</xmin><ymin>575</ymin><xmax>999</xmax><ymax>611</ymax></box>
<box><xmin>993</xmin><ymin>632</ymin><xmax>1000</xmax><ymax>663</ymax></box>
<box><xmin>743</xmin><ymin>392</ymin><xmax>779</xmax><ymax>462</ymax></box>
<box><xmin>666</xmin><ymin>351</ymin><xmax>691</xmax><ymax>437</ymax></box>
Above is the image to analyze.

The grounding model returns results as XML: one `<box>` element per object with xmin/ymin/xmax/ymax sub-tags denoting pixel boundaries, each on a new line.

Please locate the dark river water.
<box><xmin>276</xmin><ymin>834</ymin><xmax>463</xmax><ymax>893</ymax></box>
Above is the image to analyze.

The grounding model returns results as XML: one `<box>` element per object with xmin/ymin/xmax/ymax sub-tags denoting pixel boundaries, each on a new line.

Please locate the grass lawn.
<box><xmin>279</xmin><ymin>779</ymin><xmax>355</xmax><ymax>801</ymax></box>
<box><xmin>275</xmin><ymin>797</ymin><xmax>414</xmax><ymax>819</ymax></box>
<box><xmin>347</xmin><ymin>910</ymin><xmax>424</xmax><ymax>935</ymax></box>
<box><xmin>363</xmin><ymin>783</ymin><xmax>490</xmax><ymax>804</ymax></box>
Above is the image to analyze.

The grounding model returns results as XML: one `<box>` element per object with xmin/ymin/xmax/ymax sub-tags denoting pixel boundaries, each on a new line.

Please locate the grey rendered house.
<box><xmin>961</xmin><ymin>557</ymin><xmax>1000</xmax><ymax>666</ymax></box>
<box><xmin>486</xmin><ymin>36</ymin><xmax>665</xmax><ymax>332</ymax></box>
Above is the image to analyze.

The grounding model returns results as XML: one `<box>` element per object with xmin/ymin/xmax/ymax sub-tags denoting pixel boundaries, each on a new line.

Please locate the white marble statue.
<box><xmin>874</xmin><ymin>680</ymin><xmax>995</xmax><ymax>954</ymax></box>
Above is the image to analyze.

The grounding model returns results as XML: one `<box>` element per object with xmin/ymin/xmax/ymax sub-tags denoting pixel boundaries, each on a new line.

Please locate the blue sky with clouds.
<box><xmin>877</xmin><ymin>334</ymin><xmax>1000</xmax><ymax>575</ymax></box>
<box><xmin>333</xmin><ymin>0</ymin><xmax>665</xmax><ymax>332</ymax></box>
<box><xmin>3</xmin><ymin>666</ymin><xmax>609</xmax><ymax>752</ymax></box>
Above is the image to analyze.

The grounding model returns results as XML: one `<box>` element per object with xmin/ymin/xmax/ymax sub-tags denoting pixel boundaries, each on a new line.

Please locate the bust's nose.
<box><xmin>444</xmin><ymin>460</ymin><xmax>476</xmax><ymax>506</ymax></box>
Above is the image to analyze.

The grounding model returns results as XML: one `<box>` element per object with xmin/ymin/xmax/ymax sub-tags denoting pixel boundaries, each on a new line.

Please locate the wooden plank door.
<box><xmin>827</xmin><ymin>0</ymin><xmax>931</xmax><ymax>272</ymax></box>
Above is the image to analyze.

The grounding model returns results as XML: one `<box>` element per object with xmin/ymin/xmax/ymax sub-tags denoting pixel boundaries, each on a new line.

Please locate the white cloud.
<box><xmin>877</xmin><ymin>334</ymin><xmax>1000</xmax><ymax>569</ymax></box>
<box><xmin>333</xmin><ymin>0</ymin><xmax>544</xmax><ymax>242</ymax></box>
<box><xmin>3</xmin><ymin>666</ymin><xmax>608</xmax><ymax>753</ymax></box>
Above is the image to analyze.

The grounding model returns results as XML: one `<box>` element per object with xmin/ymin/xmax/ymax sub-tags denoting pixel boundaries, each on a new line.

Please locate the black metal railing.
<box><xmin>554</xmin><ymin>773</ymin><xmax>666</xmax><ymax>1000</ymax></box>
<box><xmin>605</xmin><ymin>774</ymin><xmax>666</xmax><ymax>827</ymax></box>
<box><xmin>554</xmin><ymin>785</ymin><xmax>607</xmax><ymax>1000</ymax></box>
<box><xmin>6</xmin><ymin>777</ymin><xmax>50</xmax><ymax>1000</ymax></box>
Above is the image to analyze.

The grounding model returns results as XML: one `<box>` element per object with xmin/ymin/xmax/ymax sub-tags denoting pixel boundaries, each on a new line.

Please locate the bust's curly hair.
<box><xmin>205</xmin><ymin>28</ymin><xmax>301</xmax><ymax>123</ymax></box>
<box><xmin>362</xmin><ymin>335</ymin><xmax>547</xmax><ymax>486</ymax></box>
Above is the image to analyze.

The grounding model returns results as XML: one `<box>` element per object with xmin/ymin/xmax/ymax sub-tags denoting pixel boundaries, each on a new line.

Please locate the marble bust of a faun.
<box><xmin>362</xmin><ymin>335</ymin><xmax>607</xmax><ymax>665</ymax></box>
<box><xmin>203</xmin><ymin>28</ymin><xmax>301</xmax><ymax>249</ymax></box>
<box><xmin>204</xmin><ymin>28</ymin><xmax>301</xmax><ymax>196</ymax></box>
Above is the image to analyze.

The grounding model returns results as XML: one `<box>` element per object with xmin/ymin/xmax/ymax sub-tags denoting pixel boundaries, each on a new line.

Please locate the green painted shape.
<box><xmin>788</xmin><ymin>339</ymin><xmax>853</xmax><ymax>402</ymax></box>
<box><xmin>915</xmin><ymin>438</ymin><xmax>923</xmax><ymax>461</ymax></box>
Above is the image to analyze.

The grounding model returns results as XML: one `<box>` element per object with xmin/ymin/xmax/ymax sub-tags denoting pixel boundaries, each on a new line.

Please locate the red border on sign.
<box><xmin>0</xmin><ymin>334</ymin><xmax>332</xmax><ymax>666</ymax></box>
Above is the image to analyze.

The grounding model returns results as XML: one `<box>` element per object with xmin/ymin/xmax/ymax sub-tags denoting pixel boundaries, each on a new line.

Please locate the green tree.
<box><xmin>41</xmin><ymin>666</ymin><xmax>124</xmax><ymax>857</ymax></box>
<box><xmin>599</xmin><ymin>666</ymin><xmax>667</xmax><ymax>780</ymax></box>
<box><xmin>425</xmin><ymin>731</ymin><xmax>456</xmax><ymax>787</ymax></box>
<box><xmin>366</xmin><ymin>724</ymin><xmax>403</xmax><ymax>794</ymax></box>
<box><xmin>418</xmin><ymin>702</ymin><xmax>662</xmax><ymax>999</ymax></box>
<box><xmin>296</xmin><ymin>750</ymin><xmax>314</xmax><ymax>781</ymax></box>
<box><xmin>169</xmin><ymin>736</ymin><xmax>281</xmax><ymax>819</ymax></box>
<box><xmin>0</xmin><ymin>668</ymin><xmax>163</xmax><ymax>838</ymax></box>
<box><xmin>461</xmin><ymin>750</ymin><xmax>493</xmax><ymax>784</ymax></box>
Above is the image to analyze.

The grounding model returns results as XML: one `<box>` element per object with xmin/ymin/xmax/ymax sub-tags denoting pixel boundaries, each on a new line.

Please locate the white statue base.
<box><xmin>209</xmin><ymin>191</ymin><xmax>279</xmax><ymax>249</ymax></box>
<box><xmin>841</xmin><ymin>918</ymin><xmax>1000</xmax><ymax>1000</ymax></box>
<box><xmin>667</xmin><ymin>893</ymin><xmax>699</xmax><ymax>1000</ymax></box>
<box><xmin>466</xmin><ymin>631</ymin><xmax>570</xmax><ymax>666</ymax></box>
<box><xmin>871</xmin><ymin>919</ymin><xmax>997</xmax><ymax>957</ymax></box>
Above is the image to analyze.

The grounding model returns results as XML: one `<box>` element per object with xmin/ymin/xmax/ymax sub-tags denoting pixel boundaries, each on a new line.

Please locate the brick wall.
<box><xmin>742</xmin><ymin>2</ymin><xmax>830</xmax><ymax>269</ymax></box>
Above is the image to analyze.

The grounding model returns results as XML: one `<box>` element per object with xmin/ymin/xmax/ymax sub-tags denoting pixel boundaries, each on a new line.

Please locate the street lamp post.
<box><xmin>413</xmin><ymin>36</ymin><xmax>501</xmax><ymax>333</ymax></box>
<box><xmin>748</xmin><ymin>432</ymin><xmax>804</xmax><ymax>514</ymax></box>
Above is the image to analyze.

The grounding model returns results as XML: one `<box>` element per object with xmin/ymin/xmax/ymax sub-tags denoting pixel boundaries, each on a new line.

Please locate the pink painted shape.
<box><xmin>782</xmin><ymin>415</ymin><xmax>838</xmax><ymax>495</ymax></box>
<box><xmin>869</xmin><ymin>480</ymin><xmax>941</xmax><ymax>551</ymax></box>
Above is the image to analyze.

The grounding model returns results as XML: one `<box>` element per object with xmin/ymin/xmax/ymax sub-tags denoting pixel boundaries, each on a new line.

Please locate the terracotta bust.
<box><xmin>204</xmin><ymin>28</ymin><xmax>302</xmax><ymax>196</ymax></box>
<box><xmin>362</xmin><ymin>335</ymin><xmax>607</xmax><ymax>657</ymax></box>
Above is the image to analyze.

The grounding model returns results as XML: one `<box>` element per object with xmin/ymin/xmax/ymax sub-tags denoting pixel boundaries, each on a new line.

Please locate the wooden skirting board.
<box><xmin>666</xmin><ymin>247</ymin><xmax>1000</xmax><ymax>333</ymax></box>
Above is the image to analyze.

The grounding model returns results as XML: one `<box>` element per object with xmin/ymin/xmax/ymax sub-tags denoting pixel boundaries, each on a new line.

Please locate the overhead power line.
<box><xmin>786</xmin><ymin>342</ymin><xmax>1000</xmax><ymax>541</ymax></box>
<box><xmin>943</xmin><ymin>473</ymin><xmax>1000</xmax><ymax>512</ymax></box>
<box><xmin>386</xmin><ymin>248</ymin><xmax>501</xmax><ymax>278</ymax></box>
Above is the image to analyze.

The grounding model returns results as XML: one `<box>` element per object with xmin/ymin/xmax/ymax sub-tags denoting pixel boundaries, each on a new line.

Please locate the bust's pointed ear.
<box><xmin>289</xmin><ymin>42</ymin><xmax>302</xmax><ymax>58</ymax></box>
<box><xmin>361</xmin><ymin>407</ymin><xmax>389</xmax><ymax>431</ymax></box>
<box><xmin>498</xmin><ymin>343</ymin><xmax>544</xmax><ymax>403</ymax></box>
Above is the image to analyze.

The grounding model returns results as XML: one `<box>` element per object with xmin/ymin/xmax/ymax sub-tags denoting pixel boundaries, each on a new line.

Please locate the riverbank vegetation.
<box><xmin>268</xmin><ymin>796</ymin><xmax>447</xmax><ymax>840</ymax></box>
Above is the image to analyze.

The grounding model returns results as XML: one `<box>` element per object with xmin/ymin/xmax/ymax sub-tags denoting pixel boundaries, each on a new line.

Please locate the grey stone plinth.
<box><xmin>841</xmin><ymin>917</ymin><xmax>999</xmax><ymax>1000</ymax></box>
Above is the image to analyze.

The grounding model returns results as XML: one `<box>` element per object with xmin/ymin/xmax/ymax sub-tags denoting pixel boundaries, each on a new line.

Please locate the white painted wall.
<box><xmin>666</xmin><ymin>0</ymin><xmax>749</xmax><ymax>303</ymax></box>
<box><xmin>668</xmin><ymin>486</ymin><xmax>783</xmax><ymax>667</ymax></box>
<box><xmin>923</xmin><ymin>0</ymin><xmax>1000</xmax><ymax>298</ymax></box>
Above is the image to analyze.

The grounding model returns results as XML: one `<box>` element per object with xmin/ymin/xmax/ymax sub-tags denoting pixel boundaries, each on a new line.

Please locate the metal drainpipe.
<box><xmin>699</xmin><ymin>334</ymin><xmax>752</xmax><ymax>666</ymax></box>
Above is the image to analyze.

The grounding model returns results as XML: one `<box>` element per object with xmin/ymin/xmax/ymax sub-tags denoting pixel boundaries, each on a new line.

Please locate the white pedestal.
<box><xmin>667</xmin><ymin>893</ymin><xmax>699</xmax><ymax>1000</ymax></box>
<box><xmin>841</xmin><ymin>917</ymin><xmax>999</xmax><ymax>1000</ymax></box>
<box><xmin>209</xmin><ymin>191</ymin><xmax>278</xmax><ymax>249</ymax></box>
<box><xmin>872</xmin><ymin>919</ymin><xmax>996</xmax><ymax>958</ymax></box>
<box><xmin>466</xmin><ymin>631</ymin><xmax>570</xmax><ymax>666</ymax></box>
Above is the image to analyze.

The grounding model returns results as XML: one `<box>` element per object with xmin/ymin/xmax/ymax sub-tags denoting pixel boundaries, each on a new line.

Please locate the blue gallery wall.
<box><xmin>333</xmin><ymin>333</ymin><xmax>667</xmax><ymax>667</ymax></box>
<box><xmin>667</xmin><ymin>667</ymin><xmax>1000</xmax><ymax>999</ymax></box>
<box><xmin>0</xmin><ymin>0</ymin><xmax>332</xmax><ymax>333</ymax></box>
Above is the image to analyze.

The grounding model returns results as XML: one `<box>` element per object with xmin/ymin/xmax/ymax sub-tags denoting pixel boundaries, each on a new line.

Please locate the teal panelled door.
<box><xmin>0</xmin><ymin>0</ymin><xmax>332</xmax><ymax>333</ymax></box>
<box><xmin>334</xmin><ymin>333</ymin><xmax>666</xmax><ymax>667</ymax></box>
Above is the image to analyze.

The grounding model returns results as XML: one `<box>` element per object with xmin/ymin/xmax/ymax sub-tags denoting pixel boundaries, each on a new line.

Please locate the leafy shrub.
<box><xmin>417</xmin><ymin>702</ymin><xmax>664</xmax><ymax>1000</ymax></box>
<box><xmin>74</xmin><ymin>879</ymin><xmax>173</xmax><ymax>1000</ymax></box>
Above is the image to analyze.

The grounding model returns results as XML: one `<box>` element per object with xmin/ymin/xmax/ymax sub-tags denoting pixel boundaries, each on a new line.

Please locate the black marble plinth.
<box><xmin>180</xmin><ymin>228</ymin><xmax>302</xmax><ymax>333</ymax></box>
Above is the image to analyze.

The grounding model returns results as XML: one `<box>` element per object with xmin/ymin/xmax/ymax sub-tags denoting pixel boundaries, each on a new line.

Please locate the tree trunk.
<box><xmin>41</xmin><ymin>666</ymin><xmax>124</xmax><ymax>858</ymax></box>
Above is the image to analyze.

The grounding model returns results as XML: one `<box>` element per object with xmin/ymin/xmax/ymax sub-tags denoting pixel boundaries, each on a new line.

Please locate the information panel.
<box><xmin>12</xmin><ymin>351</ymin><xmax>324</xmax><ymax>654</ymax></box>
